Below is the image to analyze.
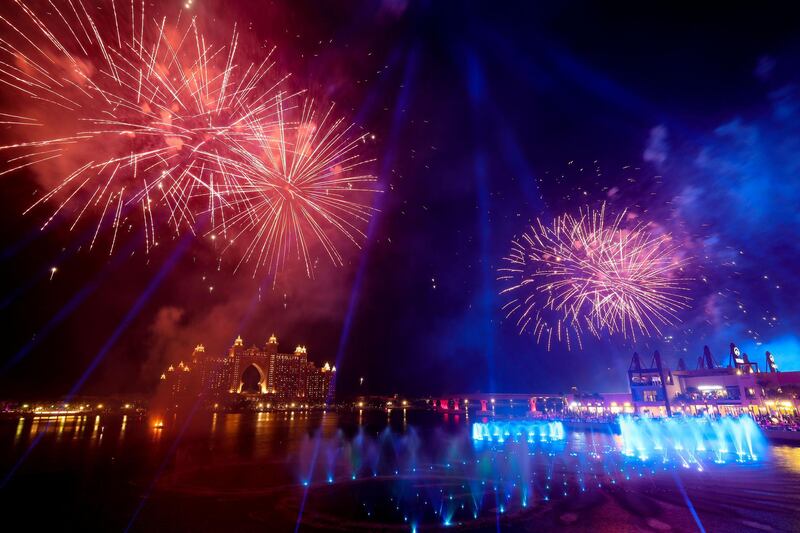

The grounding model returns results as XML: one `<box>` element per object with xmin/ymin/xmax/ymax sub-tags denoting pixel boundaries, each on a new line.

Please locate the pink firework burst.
<box><xmin>498</xmin><ymin>203</ymin><xmax>692</xmax><ymax>350</ymax></box>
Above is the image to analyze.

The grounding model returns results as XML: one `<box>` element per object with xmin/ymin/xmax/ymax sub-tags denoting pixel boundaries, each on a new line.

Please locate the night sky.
<box><xmin>3</xmin><ymin>1</ymin><xmax>800</xmax><ymax>399</ymax></box>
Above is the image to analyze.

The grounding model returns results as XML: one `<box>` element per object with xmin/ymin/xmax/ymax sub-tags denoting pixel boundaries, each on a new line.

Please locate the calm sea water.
<box><xmin>1</xmin><ymin>410</ymin><xmax>799</xmax><ymax>532</ymax></box>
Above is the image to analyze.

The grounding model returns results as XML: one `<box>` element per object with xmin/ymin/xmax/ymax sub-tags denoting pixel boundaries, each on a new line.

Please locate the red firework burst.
<box><xmin>1</xmin><ymin>0</ymin><xmax>288</xmax><ymax>253</ymax></box>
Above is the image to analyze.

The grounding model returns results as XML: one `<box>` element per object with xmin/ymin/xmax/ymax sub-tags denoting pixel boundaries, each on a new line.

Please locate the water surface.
<box><xmin>1</xmin><ymin>410</ymin><xmax>799</xmax><ymax>531</ymax></box>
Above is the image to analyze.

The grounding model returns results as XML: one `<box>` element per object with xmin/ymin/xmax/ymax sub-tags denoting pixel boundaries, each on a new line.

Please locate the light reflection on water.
<box><xmin>772</xmin><ymin>445</ymin><xmax>800</xmax><ymax>474</ymax></box>
<box><xmin>1</xmin><ymin>411</ymin><xmax>800</xmax><ymax>531</ymax></box>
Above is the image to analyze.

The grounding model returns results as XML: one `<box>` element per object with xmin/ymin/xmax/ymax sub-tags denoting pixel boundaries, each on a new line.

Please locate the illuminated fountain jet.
<box><xmin>471</xmin><ymin>420</ymin><xmax>565</xmax><ymax>443</ymax></box>
<box><xmin>619</xmin><ymin>415</ymin><xmax>765</xmax><ymax>466</ymax></box>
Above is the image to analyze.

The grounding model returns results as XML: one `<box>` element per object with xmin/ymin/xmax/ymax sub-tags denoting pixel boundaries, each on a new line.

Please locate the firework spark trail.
<box><xmin>499</xmin><ymin>203</ymin><xmax>691</xmax><ymax>350</ymax></box>
<box><xmin>211</xmin><ymin>96</ymin><xmax>378</xmax><ymax>278</ymax></box>
<box><xmin>0</xmin><ymin>0</ymin><xmax>289</xmax><ymax>253</ymax></box>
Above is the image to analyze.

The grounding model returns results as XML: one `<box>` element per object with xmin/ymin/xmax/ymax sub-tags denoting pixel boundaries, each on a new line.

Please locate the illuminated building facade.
<box><xmin>628</xmin><ymin>350</ymin><xmax>674</xmax><ymax>416</ymax></box>
<box><xmin>444</xmin><ymin>342</ymin><xmax>799</xmax><ymax>420</ymax></box>
<box><xmin>199</xmin><ymin>343</ymin><xmax>234</xmax><ymax>395</ymax></box>
<box><xmin>561</xmin><ymin>343</ymin><xmax>798</xmax><ymax>418</ymax></box>
<box><xmin>268</xmin><ymin>345</ymin><xmax>311</xmax><ymax>401</ymax></box>
<box><xmin>307</xmin><ymin>362</ymin><xmax>336</xmax><ymax>403</ymax></box>
<box><xmin>621</xmin><ymin>342</ymin><xmax>800</xmax><ymax>418</ymax></box>
<box><xmin>153</xmin><ymin>344</ymin><xmax>204</xmax><ymax>409</ymax></box>
<box><xmin>155</xmin><ymin>334</ymin><xmax>336</xmax><ymax>407</ymax></box>
<box><xmin>229</xmin><ymin>334</ymin><xmax>274</xmax><ymax>394</ymax></box>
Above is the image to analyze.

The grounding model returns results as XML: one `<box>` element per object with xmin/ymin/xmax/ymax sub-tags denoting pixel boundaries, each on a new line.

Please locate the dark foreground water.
<box><xmin>0</xmin><ymin>410</ymin><xmax>799</xmax><ymax>532</ymax></box>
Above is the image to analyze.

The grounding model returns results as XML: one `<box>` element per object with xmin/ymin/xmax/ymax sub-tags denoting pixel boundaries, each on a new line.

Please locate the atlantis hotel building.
<box><xmin>155</xmin><ymin>334</ymin><xmax>336</xmax><ymax>409</ymax></box>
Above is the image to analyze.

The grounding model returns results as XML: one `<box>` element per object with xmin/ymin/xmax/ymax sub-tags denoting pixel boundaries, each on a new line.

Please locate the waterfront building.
<box><xmin>197</xmin><ymin>344</ymin><xmax>234</xmax><ymax>396</ymax></box>
<box><xmin>624</xmin><ymin>343</ymin><xmax>799</xmax><ymax>417</ymax></box>
<box><xmin>564</xmin><ymin>344</ymin><xmax>799</xmax><ymax>418</ymax></box>
<box><xmin>154</xmin><ymin>353</ymin><xmax>199</xmax><ymax>409</ymax></box>
<box><xmin>155</xmin><ymin>334</ymin><xmax>336</xmax><ymax>408</ymax></box>
<box><xmin>566</xmin><ymin>391</ymin><xmax>635</xmax><ymax>417</ymax></box>
<box><xmin>230</xmin><ymin>334</ymin><xmax>275</xmax><ymax>394</ymax></box>
<box><xmin>268</xmin><ymin>345</ymin><xmax>309</xmax><ymax>401</ymax></box>
<box><xmin>307</xmin><ymin>362</ymin><xmax>336</xmax><ymax>403</ymax></box>
<box><xmin>430</xmin><ymin>342</ymin><xmax>798</xmax><ymax>420</ymax></box>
